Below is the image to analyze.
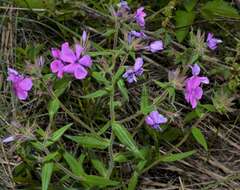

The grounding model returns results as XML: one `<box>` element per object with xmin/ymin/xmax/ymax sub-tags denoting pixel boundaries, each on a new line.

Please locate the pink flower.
<box><xmin>50</xmin><ymin>42</ymin><xmax>92</xmax><ymax>79</ymax></box>
<box><xmin>7</xmin><ymin>68</ymin><xmax>33</xmax><ymax>100</ymax></box>
<box><xmin>206</xmin><ymin>33</ymin><xmax>222</xmax><ymax>50</ymax></box>
<box><xmin>184</xmin><ymin>64</ymin><xmax>209</xmax><ymax>109</ymax></box>
<box><xmin>135</xmin><ymin>7</ymin><xmax>146</xmax><ymax>27</ymax></box>
<box><xmin>145</xmin><ymin>111</ymin><xmax>167</xmax><ymax>130</ymax></box>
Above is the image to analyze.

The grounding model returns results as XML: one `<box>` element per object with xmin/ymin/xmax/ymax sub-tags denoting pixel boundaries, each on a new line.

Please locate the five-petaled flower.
<box><xmin>206</xmin><ymin>32</ymin><xmax>222</xmax><ymax>50</ymax></box>
<box><xmin>184</xmin><ymin>64</ymin><xmax>209</xmax><ymax>109</ymax></box>
<box><xmin>135</xmin><ymin>7</ymin><xmax>146</xmax><ymax>27</ymax></box>
<box><xmin>50</xmin><ymin>42</ymin><xmax>92</xmax><ymax>80</ymax></box>
<box><xmin>7</xmin><ymin>68</ymin><xmax>33</xmax><ymax>100</ymax></box>
<box><xmin>123</xmin><ymin>57</ymin><xmax>144</xmax><ymax>83</ymax></box>
<box><xmin>145</xmin><ymin>111</ymin><xmax>167</xmax><ymax>130</ymax></box>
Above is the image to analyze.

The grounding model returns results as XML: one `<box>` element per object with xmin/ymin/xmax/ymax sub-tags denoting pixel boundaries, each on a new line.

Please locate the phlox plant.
<box><xmin>2</xmin><ymin>1</ymin><xmax>238</xmax><ymax>190</ymax></box>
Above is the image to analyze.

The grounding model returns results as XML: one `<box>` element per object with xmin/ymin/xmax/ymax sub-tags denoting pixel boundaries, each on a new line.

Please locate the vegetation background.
<box><xmin>0</xmin><ymin>0</ymin><xmax>240</xmax><ymax>189</ymax></box>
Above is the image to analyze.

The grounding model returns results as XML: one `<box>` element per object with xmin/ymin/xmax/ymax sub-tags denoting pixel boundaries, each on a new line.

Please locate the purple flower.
<box><xmin>145</xmin><ymin>111</ymin><xmax>167</xmax><ymax>130</ymax></box>
<box><xmin>116</xmin><ymin>0</ymin><xmax>130</xmax><ymax>17</ymax></box>
<box><xmin>123</xmin><ymin>57</ymin><xmax>144</xmax><ymax>83</ymax></box>
<box><xmin>206</xmin><ymin>33</ymin><xmax>222</xmax><ymax>50</ymax></box>
<box><xmin>118</xmin><ymin>0</ymin><xmax>130</xmax><ymax>11</ymax></box>
<box><xmin>128</xmin><ymin>30</ymin><xmax>147</xmax><ymax>44</ymax></box>
<box><xmin>50</xmin><ymin>42</ymin><xmax>92</xmax><ymax>80</ymax></box>
<box><xmin>145</xmin><ymin>40</ymin><xmax>164</xmax><ymax>53</ymax></box>
<box><xmin>82</xmin><ymin>30</ymin><xmax>87</xmax><ymax>45</ymax></box>
<box><xmin>7</xmin><ymin>68</ymin><xmax>33</xmax><ymax>100</ymax></box>
<box><xmin>135</xmin><ymin>7</ymin><xmax>146</xmax><ymax>27</ymax></box>
<box><xmin>2</xmin><ymin>136</ymin><xmax>16</xmax><ymax>143</ymax></box>
<box><xmin>184</xmin><ymin>64</ymin><xmax>209</xmax><ymax>109</ymax></box>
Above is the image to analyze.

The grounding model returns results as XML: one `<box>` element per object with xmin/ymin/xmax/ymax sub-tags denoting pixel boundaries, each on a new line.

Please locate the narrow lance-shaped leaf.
<box><xmin>91</xmin><ymin>159</ymin><xmax>108</xmax><ymax>177</ymax></box>
<box><xmin>140</xmin><ymin>85</ymin><xmax>153</xmax><ymax>115</ymax></box>
<box><xmin>41</xmin><ymin>162</ymin><xmax>53</xmax><ymax>190</ymax></box>
<box><xmin>80</xmin><ymin>89</ymin><xmax>108</xmax><ymax>99</ymax></box>
<box><xmin>191</xmin><ymin>127</ymin><xmax>208</xmax><ymax>151</ymax></box>
<box><xmin>112</xmin><ymin>123</ymin><xmax>143</xmax><ymax>159</ymax></box>
<box><xmin>48</xmin><ymin>98</ymin><xmax>60</xmax><ymax>120</ymax></box>
<box><xmin>65</xmin><ymin>135</ymin><xmax>110</xmax><ymax>150</ymax></box>
<box><xmin>117</xmin><ymin>79</ymin><xmax>129</xmax><ymax>102</ymax></box>
<box><xmin>45</xmin><ymin>123</ymin><xmax>72</xmax><ymax>147</ymax></box>
<box><xmin>159</xmin><ymin>150</ymin><xmax>196</xmax><ymax>162</ymax></box>
<box><xmin>63</xmin><ymin>151</ymin><xmax>85</xmax><ymax>176</ymax></box>
<box><xmin>84</xmin><ymin>175</ymin><xmax>119</xmax><ymax>187</ymax></box>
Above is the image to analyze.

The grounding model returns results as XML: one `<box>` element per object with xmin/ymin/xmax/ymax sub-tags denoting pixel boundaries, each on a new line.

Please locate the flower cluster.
<box><xmin>5</xmin><ymin>1</ymin><xmax>223</xmax><ymax>136</ymax></box>
<box><xmin>184</xmin><ymin>64</ymin><xmax>209</xmax><ymax>109</ymax></box>
<box><xmin>50</xmin><ymin>42</ymin><xmax>92</xmax><ymax>80</ymax></box>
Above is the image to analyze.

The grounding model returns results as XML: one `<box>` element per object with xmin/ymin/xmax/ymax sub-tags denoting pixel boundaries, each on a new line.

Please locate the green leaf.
<box><xmin>113</xmin><ymin>152</ymin><xmax>132</xmax><ymax>163</ymax></box>
<box><xmin>175</xmin><ymin>10</ymin><xmax>195</xmax><ymax>42</ymax></box>
<box><xmin>84</xmin><ymin>175</ymin><xmax>119</xmax><ymax>187</ymax></box>
<box><xmin>112</xmin><ymin>123</ymin><xmax>143</xmax><ymax>159</ymax></box>
<box><xmin>191</xmin><ymin>127</ymin><xmax>208</xmax><ymax>151</ymax></box>
<box><xmin>201</xmin><ymin>0</ymin><xmax>240</xmax><ymax>19</ymax></box>
<box><xmin>43</xmin><ymin>152</ymin><xmax>59</xmax><ymax>162</ymax></box>
<box><xmin>41</xmin><ymin>162</ymin><xmax>53</xmax><ymax>190</ymax></box>
<box><xmin>53</xmin><ymin>77</ymin><xmax>71</xmax><ymax>97</ymax></box>
<box><xmin>128</xmin><ymin>172</ymin><xmax>139</xmax><ymax>190</ymax></box>
<box><xmin>45</xmin><ymin>123</ymin><xmax>72</xmax><ymax>147</ymax></box>
<box><xmin>159</xmin><ymin>150</ymin><xmax>196</xmax><ymax>162</ymax></box>
<box><xmin>15</xmin><ymin>0</ymin><xmax>55</xmax><ymax>10</ymax></box>
<box><xmin>80</xmin><ymin>89</ymin><xmax>108</xmax><ymax>99</ymax></box>
<box><xmin>183</xmin><ymin>0</ymin><xmax>197</xmax><ymax>12</ymax></box>
<box><xmin>48</xmin><ymin>98</ymin><xmax>60</xmax><ymax>120</ymax></box>
<box><xmin>117</xmin><ymin>79</ymin><xmax>129</xmax><ymax>102</ymax></box>
<box><xmin>92</xmin><ymin>72</ymin><xmax>109</xmax><ymax>85</ymax></box>
<box><xmin>66</xmin><ymin>135</ymin><xmax>110</xmax><ymax>149</ymax></box>
<box><xmin>91</xmin><ymin>159</ymin><xmax>108</xmax><ymax>177</ymax></box>
<box><xmin>113</xmin><ymin>66</ymin><xmax>125</xmax><ymax>83</ymax></box>
<box><xmin>103</xmin><ymin>29</ymin><xmax>116</xmax><ymax>37</ymax></box>
<box><xmin>63</xmin><ymin>152</ymin><xmax>85</xmax><ymax>176</ymax></box>
<box><xmin>140</xmin><ymin>85</ymin><xmax>153</xmax><ymax>115</ymax></box>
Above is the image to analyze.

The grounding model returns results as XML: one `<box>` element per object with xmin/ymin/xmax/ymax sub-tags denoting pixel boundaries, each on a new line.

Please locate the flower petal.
<box><xmin>134</xmin><ymin>57</ymin><xmax>143</xmax><ymax>72</ymax></box>
<box><xmin>149</xmin><ymin>40</ymin><xmax>164</xmax><ymax>52</ymax></box>
<box><xmin>51</xmin><ymin>48</ymin><xmax>60</xmax><ymax>58</ymax></box>
<box><xmin>79</xmin><ymin>55</ymin><xmax>92</xmax><ymax>67</ymax></box>
<box><xmin>190</xmin><ymin>95</ymin><xmax>198</xmax><ymax>109</ymax></box>
<box><xmin>16</xmin><ymin>89</ymin><xmax>28</xmax><ymax>100</ymax></box>
<box><xmin>191</xmin><ymin>64</ymin><xmax>200</xmax><ymax>76</ymax></box>
<box><xmin>18</xmin><ymin>78</ymin><xmax>33</xmax><ymax>91</ymax></box>
<box><xmin>60</xmin><ymin>42</ymin><xmax>76</xmax><ymax>63</ymax></box>
<box><xmin>74</xmin><ymin>65</ymin><xmax>88</xmax><ymax>79</ymax></box>
<box><xmin>50</xmin><ymin>60</ymin><xmax>63</xmax><ymax>73</ymax></box>
<box><xmin>63</xmin><ymin>63</ymin><xmax>76</xmax><ymax>74</ymax></box>
<box><xmin>145</xmin><ymin>116</ymin><xmax>154</xmax><ymax>125</ymax></box>
<box><xmin>75</xmin><ymin>44</ymin><xmax>84</xmax><ymax>59</ymax></box>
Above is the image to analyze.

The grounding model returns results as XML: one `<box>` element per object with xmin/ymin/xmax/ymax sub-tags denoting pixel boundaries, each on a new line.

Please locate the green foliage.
<box><xmin>66</xmin><ymin>134</ymin><xmax>110</xmax><ymax>149</ymax></box>
<box><xmin>158</xmin><ymin>150</ymin><xmax>196</xmax><ymax>162</ymax></box>
<box><xmin>15</xmin><ymin>0</ymin><xmax>55</xmax><ymax>9</ymax></box>
<box><xmin>201</xmin><ymin>0</ymin><xmax>240</xmax><ymax>19</ymax></box>
<box><xmin>41</xmin><ymin>162</ymin><xmax>53</xmax><ymax>190</ymax></box>
<box><xmin>175</xmin><ymin>10</ymin><xmax>196</xmax><ymax>42</ymax></box>
<box><xmin>112</xmin><ymin>123</ymin><xmax>143</xmax><ymax>159</ymax></box>
<box><xmin>191</xmin><ymin>127</ymin><xmax>208</xmax><ymax>151</ymax></box>
<box><xmin>3</xmin><ymin>0</ymin><xmax>239</xmax><ymax>189</ymax></box>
